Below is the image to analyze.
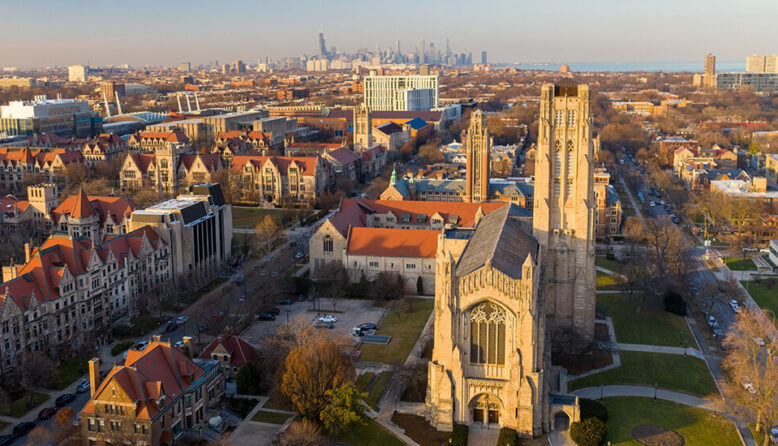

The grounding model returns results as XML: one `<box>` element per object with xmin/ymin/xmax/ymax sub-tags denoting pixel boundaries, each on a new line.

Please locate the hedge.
<box><xmin>496</xmin><ymin>427</ymin><xmax>518</xmax><ymax>446</ymax></box>
<box><xmin>449</xmin><ymin>424</ymin><xmax>469</xmax><ymax>446</ymax></box>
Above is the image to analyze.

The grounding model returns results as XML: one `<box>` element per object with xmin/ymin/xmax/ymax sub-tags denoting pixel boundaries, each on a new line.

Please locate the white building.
<box><xmin>364</xmin><ymin>75</ymin><xmax>439</xmax><ymax>111</ymax></box>
<box><xmin>68</xmin><ymin>65</ymin><xmax>88</xmax><ymax>82</ymax></box>
<box><xmin>0</xmin><ymin>97</ymin><xmax>90</xmax><ymax>119</ymax></box>
<box><xmin>746</xmin><ymin>54</ymin><xmax>778</xmax><ymax>74</ymax></box>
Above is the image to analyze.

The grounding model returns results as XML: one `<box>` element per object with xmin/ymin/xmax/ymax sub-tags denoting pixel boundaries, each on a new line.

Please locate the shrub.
<box><xmin>111</xmin><ymin>341</ymin><xmax>133</xmax><ymax>357</ymax></box>
<box><xmin>416</xmin><ymin>276</ymin><xmax>424</xmax><ymax>295</ymax></box>
<box><xmin>449</xmin><ymin>424</ymin><xmax>469</xmax><ymax>446</ymax></box>
<box><xmin>606</xmin><ymin>251</ymin><xmax>616</xmax><ymax>261</ymax></box>
<box><xmin>580</xmin><ymin>398</ymin><xmax>608</xmax><ymax>423</ymax></box>
<box><xmin>663</xmin><ymin>290</ymin><xmax>687</xmax><ymax>316</ymax></box>
<box><xmin>570</xmin><ymin>417</ymin><xmax>607</xmax><ymax>446</ymax></box>
<box><xmin>496</xmin><ymin>427</ymin><xmax>518</xmax><ymax>446</ymax></box>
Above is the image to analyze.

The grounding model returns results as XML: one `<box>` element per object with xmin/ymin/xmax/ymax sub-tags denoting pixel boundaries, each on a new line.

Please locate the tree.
<box><xmin>20</xmin><ymin>351</ymin><xmax>55</xmax><ymax>389</ymax></box>
<box><xmin>722</xmin><ymin>309</ymin><xmax>778</xmax><ymax>446</ymax></box>
<box><xmin>320</xmin><ymin>382</ymin><xmax>368</xmax><ymax>435</ymax></box>
<box><xmin>370</xmin><ymin>272</ymin><xmax>404</xmax><ymax>301</ymax></box>
<box><xmin>26</xmin><ymin>426</ymin><xmax>56</xmax><ymax>446</ymax></box>
<box><xmin>53</xmin><ymin>407</ymin><xmax>77</xmax><ymax>441</ymax></box>
<box><xmin>570</xmin><ymin>417</ymin><xmax>607</xmax><ymax>446</ymax></box>
<box><xmin>416</xmin><ymin>275</ymin><xmax>424</xmax><ymax>295</ymax></box>
<box><xmin>364</xmin><ymin>177</ymin><xmax>388</xmax><ymax>199</ymax></box>
<box><xmin>236</xmin><ymin>362</ymin><xmax>263</xmax><ymax>395</ymax></box>
<box><xmin>280</xmin><ymin>335</ymin><xmax>355</xmax><ymax>419</ymax></box>
<box><xmin>392</xmin><ymin>363</ymin><xmax>427</xmax><ymax>402</ymax></box>
<box><xmin>65</xmin><ymin>163</ymin><xmax>87</xmax><ymax>190</ymax></box>
<box><xmin>254</xmin><ymin>215</ymin><xmax>279</xmax><ymax>256</ymax></box>
<box><xmin>278</xmin><ymin>419</ymin><xmax>324</xmax><ymax>446</ymax></box>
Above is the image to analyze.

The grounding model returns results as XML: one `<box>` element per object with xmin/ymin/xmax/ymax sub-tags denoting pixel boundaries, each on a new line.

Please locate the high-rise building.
<box><xmin>746</xmin><ymin>54</ymin><xmax>778</xmax><ymax>73</ymax></box>
<box><xmin>363</xmin><ymin>75</ymin><xmax>439</xmax><ymax>111</ymax></box>
<box><xmin>532</xmin><ymin>82</ymin><xmax>596</xmax><ymax>345</ymax></box>
<box><xmin>319</xmin><ymin>32</ymin><xmax>328</xmax><ymax>59</ymax></box>
<box><xmin>419</xmin><ymin>39</ymin><xmax>426</xmax><ymax>64</ymax></box>
<box><xmin>179</xmin><ymin>61</ymin><xmax>191</xmax><ymax>72</ymax></box>
<box><xmin>481</xmin><ymin>51</ymin><xmax>488</xmax><ymax>65</ymax></box>
<box><xmin>703</xmin><ymin>53</ymin><xmax>716</xmax><ymax>88</ymax></box>
<box><xmin>234</xmin><ymin>60</ymin><xmax>246</xmax><ymax>74</ymax></box>
<box><xmin>68</xmin><ymin>65</ymin><xmax>88</xmax><ymax>82</ymax></box>
<box><xmin>464</xmin><ymin>110</ymin><xmax>490</xmax><ymax>202</ymax></box>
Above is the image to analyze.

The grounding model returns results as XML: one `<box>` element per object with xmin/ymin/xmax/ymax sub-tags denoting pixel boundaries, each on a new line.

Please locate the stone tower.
<box><xmin>155</xmin><ymin>142</ymin><xmax>180</xmax><ymax>196</ymax></box>
<box><xmin>532</xmin><ymin>82</ymin><xmax>596</xmax><ymax>346</ymax></box>
<box><xmin>353</xmin><ymin>103</ymin><xmax>372</xmax><ymax>151</ymax></box>
<box><xmin>426</xmin><ymin>205</ymin><xmax>549</xmax><ymax>435</ymax></box>
<box><xmin>464</xmin><ymin>110</ymin><xmax>490</xmax><ymax>202</ymax></box>
<box><xmin>27</xmin><ymin>183</ymin><xmax>59</xmax><ymax>223</ymax></box>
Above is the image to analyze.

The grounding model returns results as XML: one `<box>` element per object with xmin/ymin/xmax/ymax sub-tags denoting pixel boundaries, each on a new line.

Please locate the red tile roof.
<box><xmin>346</xmin><ymin>227</ymin><xmax>438</xmax><ymax>258</ymax></box>
<box><xmin>230</xmin><ymin>155</ymin><xmax>322</xmax><ymax>176</ymax></box>
<box><xmin>198</xmin><ymin>334</ymin><xmax>257</xmax><ymax>368</ymax></box>
<box><xmin>53</xmin><ymin>193</ymin><xmax>138</xmax><ymax>226</ymax></box>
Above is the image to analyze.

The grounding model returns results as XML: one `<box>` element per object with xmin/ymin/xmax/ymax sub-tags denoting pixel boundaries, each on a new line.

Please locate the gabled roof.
<box><xmin>346</xmin><ymin>227</ymin><xmax>438</xmax><ymax>258</ymax></box>
<box><xmin>455</xmin><ymin>204</ymin><xmax>538</xmax><ymax>279</ymax></box>
<box><xmin>230</xmin><ymin>155</ymin><xmax>321</xmax><ymax>176</ymax></box>
<box><xmin>324</xmin><ymin>147</ymin><xmax>360</xmax><ymax>165</ymax></box>
<box><xmin>53</xmin><ymin>193</ymin><xmax>138</xmax><ymax>226</ymax></box>
<box><xmin>198</xmin><ymin>334</ymin><xmax>257</xmax><ymax>368</ymax></box>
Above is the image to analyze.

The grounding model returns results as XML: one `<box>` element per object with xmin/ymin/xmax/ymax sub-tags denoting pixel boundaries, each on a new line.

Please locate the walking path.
<box><xmin>570</xmin><ymin>386</ymin><xmax>755</xmax><ymax>446</ymax></box>
<box><xmin>619</xmin><ymin>175</ymin><xmax>643</xmax><ymax>219</ymax></box>
<box><xmin>617</xmin><ymin>343</ymin><xmax>704</xmax><ymax>359</ymax></box>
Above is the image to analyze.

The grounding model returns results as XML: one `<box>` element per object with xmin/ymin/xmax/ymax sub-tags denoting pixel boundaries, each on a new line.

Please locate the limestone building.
<box><xmin>532</xmin><ymin>83</ymin><xmax>596</xmax><ymax>344</ymax></box>
<box><xmin>464</xmin><ymin>110</ymin><xmax>491</xmax><ymax>202</ymax></box>
<box><xmin>426</xmin><ymin>205</ymin><xmax>550</xmax><ymax>434</ymax></box>
<box><xmin>353</xmin><ymin>104</ymin><xmax>372</xmax><ymax>151</ymax></box>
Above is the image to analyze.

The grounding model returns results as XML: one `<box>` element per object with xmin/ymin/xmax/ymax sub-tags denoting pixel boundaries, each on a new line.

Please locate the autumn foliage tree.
<box><xmin>320</xmin><ymin>382</ymin><xmax>368</xmax><ymax>435</ymax></box>
<box><xmin>280</xmin><ymin>334</ymin><xmax>355</xmax><ymax>419</ymax></box>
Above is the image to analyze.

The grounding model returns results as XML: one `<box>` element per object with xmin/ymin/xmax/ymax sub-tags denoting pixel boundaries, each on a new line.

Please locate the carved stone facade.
<box><xmin>464</xmin><ymin>110</ymin><xmax>491</xmax><ymax>202</ymax></box>
<box><xmin>532</xmin><ymin>83</ymin><xmax>596</xmax><ymax>345</ymax></box>
<box><xmin>426</xmin><ymin>206</ymin><xmax>549</xmax><ymax>435</ymax></box>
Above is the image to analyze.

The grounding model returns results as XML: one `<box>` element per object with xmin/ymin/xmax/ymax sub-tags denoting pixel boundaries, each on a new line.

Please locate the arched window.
<box><xmin>323</xmin><ymin>235</ymin><xmax>333</xmax><ymax>253</ymax></box>
<box><xmin>469</xmin><ymin>302</ymin><xmax>507</xmax><ymax>365</ymax></box>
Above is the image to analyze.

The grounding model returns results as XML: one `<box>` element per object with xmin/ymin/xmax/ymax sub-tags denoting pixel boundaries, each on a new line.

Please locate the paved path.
<box><xmin>619</xmin><ymin>174</ymin><xmax>643</xmax><ymax>219</ymax></box>
<box><xmin>617</xmin><ymin>343</ymin><xmax>704</xmax><ymax>359</ymax></box>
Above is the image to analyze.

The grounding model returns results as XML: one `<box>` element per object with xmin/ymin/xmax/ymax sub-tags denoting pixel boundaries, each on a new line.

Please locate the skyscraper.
<box><xmin>533</xmin><ymin>82</ymin><xmax>597</xmax><ymax>345</ymax></box>
<box><xmin>464</xmin><ymin>110</ymin><xmax>490</xmax><ymax>202</ymax></box>
<box><xmin>481</xmin><ymin>51</ymin><xmax>488</xmax><ymax>65</ymax></box>
<box><xmin>703</xmin><ymin>53</ymin><xmax>716</xmax><ymax>88</ymax></box>
<box><xmin>419</xmin><ymin>39</ymin><xmax>426</xmax><ymax>64</ymax></box>
<box><xmin>318</xmin><ymin>32</ymin><xmax>327</xmax><ymax>59</ymax></box>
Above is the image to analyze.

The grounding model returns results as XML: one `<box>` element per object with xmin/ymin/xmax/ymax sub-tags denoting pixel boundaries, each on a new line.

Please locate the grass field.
<box><xmin>53</xmin><ymin>356</ymin><xmax>87</xmax><ymax>390</ymax></box>
<box><xmin>232</xmin><ymin>207</ymin><xmax>312</xmax><ymax>229</ymax></box>
<box><xmin>251</xmin><ymin>410</ymin><xmax>292</xmax><ymax>424</ymax></box>
<box><xmin>359</xmin><ymin>299</ymin><xmax>433</xmax><ymax>365</ymax></box>
<box><xmin>742</xmin><ymin>279</ymin><xmax>778</xmax><ymax>327</ymax></box>
<box><xmin>595</xmin><ymin>256</ymin><xmax>622</xmax><ymax>273</ymax></box>
<box><xmin>724</xmin><ymin>256</ymin><xmax>757</xmax><ymax>271</ymax></box>
<box><xmin>602</xmin><ymin>397</ymin><xmax>740</xmax><ymax>446</ymax></box>
<box><xmin>569</xmin><ymin>351</ymin><xmax>718</xmax><ymax>397</ymax></box>
<box><xmin>332</xmin><ymin>419</ymin><xmax>404</xmax><ymax>446</ymax></box>
<box><xmin>597</xmin><ymin>293</ymin><xmax>697</xmax><ymax>347</ymax></box>
<box><xmin>2</xmin><ymin>392</ymin><xmax>50</xmax><ymax>418</ymax></box>
<box><xmin>597</xmin><ymin>270</ymin><xmax>622</xmax><ymax>289</ymax></box>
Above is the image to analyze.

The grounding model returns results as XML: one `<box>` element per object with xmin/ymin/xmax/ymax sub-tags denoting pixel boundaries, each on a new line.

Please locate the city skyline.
<box><xmin>1</xmin><ymin>0</ymin><xmax>777</xmax><ymax>68</ymax></box>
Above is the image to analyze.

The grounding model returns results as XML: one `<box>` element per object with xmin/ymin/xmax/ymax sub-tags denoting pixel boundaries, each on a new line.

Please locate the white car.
<box><xmin>729</xmin><ymin>301</ymin><xmax>741</xmax><ymax>313</ymax></box>
<box><xmin>649</xmin><ymin>201</ymin><xmax>656</xmax><ymax>207</ymax></box>
<box><xmin>742</xmin><ymin>377</ymin><xmax>757</xmax><ymax>394</ymax></box>
<box><xmin>318</xmin><ymin>315</ymin><xmax>338</xmax><ymax>324</ymax></box>
<box><xmin>134</xmin><ymin>340</ymin><xmax>149</xmax><ymax>350</ymax></box>
<box><xmin>176</xmin><ymin>315</ymin><xmax>189</xmax><ymax>325</ymax></box>
<box><xmin>174</xmin><ymin>340</ymin><xmax>184</xmax><ymax>349</ymax></box>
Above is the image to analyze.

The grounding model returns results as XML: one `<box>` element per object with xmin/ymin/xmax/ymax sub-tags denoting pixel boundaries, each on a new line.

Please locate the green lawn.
<box><xmin>724</xmin><ymin>256</ymin><xmax>757</xmax><ymax>271</ymax></box>
<box><xmin>359</xmin><ymin>299</ymin><xmax>433</xmax><ymax>365</ymax></box>
<box><xmin>332</xmin><ymin>419</ymin><xmax>404</xmax><ymax>446</ymax></box>
<box><xmin>112</xmin><ymin>313</ymin><xmax>162</xmax><ymax>339</ymax></box>
<box><xmin>597</xmin><ymin>271</ymin><xmax>621</xmax><ymax>289</ymax></box>
<box><xmin>232</xmin><ymin>207</ymin><xmax>312</xmax><ymax>229</ymax></box>
<box><xmin>602</xmin><ymin>397</ymin><xmax>740</xmax><ymax>446</ymax></box>
<box><xmin>569</xmin><ymin>351</ymin><xmax>718</xmax><ymax>397</ymax></box>
<box><xmin>2</xmin><ymin>392</ymin><xmax>50</xmax><ymax>418</ymax></box>
<box><xmin>597</xmin><ymin>293</ymin><xmax>697</xmax><ymax>347</ymax></box>
<box><xmin>251</xmin><ymin>410</ymin><xmax>292</xmax><ymax>424</ymax></box>
<box><xmin>596</xmin><ymin>256</ymin><xmax>622</xmax><ymax>273</ymax></box>
<box><xmin>53</xmin><ymin>356</ymin><xmax>87</xmax><ymax>390</ymax></box>
<box><xmin>359</xmin><ymin>372</ymin><xmax>392</xmax><ymax>410</ymax></box>
<box><xmin>742</xmin><ymin>279</ymin><xmax>778</xmax><ymax>327</ymax></box>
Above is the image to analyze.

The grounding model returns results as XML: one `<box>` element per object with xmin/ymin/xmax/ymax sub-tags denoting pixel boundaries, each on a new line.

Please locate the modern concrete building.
<box><xmin>363</xmin><ymin>75</ymin><xmax>439</xmax><ymax>111</ymax></box>
<box><xmin>715</xmin><ymin>72</ymin><xmax>778</xmax><ymax>93</ymax></box>
<box><xmin>0</xmin><ymin>97</ymin><xmax>102</xmax><ymax>137</ymax></box>
<box><xmin>746</xmin><ymin>54</ymin><xmax>778</xmax><ymax>73</ymax></box>
<box><xmin>126</xmin><ymin>184</ymin><xmax>232</xmax><ymax>288</ymax></box>
<box><xmin>68</xmin><ymin>65</ymin><xmax>88</xmax><ymax>82</ymax></box>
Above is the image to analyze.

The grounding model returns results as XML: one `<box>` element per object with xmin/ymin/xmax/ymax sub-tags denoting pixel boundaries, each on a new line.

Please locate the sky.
<box><xmin>1</xmin><ymin>0</ymin><xmax>777</xmax><ymax>68</ymax></box>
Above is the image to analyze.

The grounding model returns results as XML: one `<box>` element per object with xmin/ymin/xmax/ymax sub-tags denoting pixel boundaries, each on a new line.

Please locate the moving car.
<box><xmin>55</xmin><ymin>393</ymin><xmax>76</xmax><ymax>407</ymax></box>
<box><xmin>318</xmin><ymin>315</ymin><xmax>338</xmax><ymax>324</ymax></box>
<box><xmin>165</xmin><ymin>321</ymin><xmax>178</xmax><ymax>333</ymax></box>
<box><xmin>38</xmin><ymin>406</ymin><xmax>58</xmax><ymax>420</ymax></box>
<box><xmin>296</xmin><ymin>251</ymin><xmax>304</xmax><ymax>259</ymax></box>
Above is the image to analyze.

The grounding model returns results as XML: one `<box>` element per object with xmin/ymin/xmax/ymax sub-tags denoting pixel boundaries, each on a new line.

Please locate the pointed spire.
<box><xmin>390</xmin><ymin>164</ymin><xmax>397</xmax><ymax>186</ymax></box>
<box><xmin>70</xmin><ymin>188</ymin><xmax>96</xmax><ymax>219</ymax></box>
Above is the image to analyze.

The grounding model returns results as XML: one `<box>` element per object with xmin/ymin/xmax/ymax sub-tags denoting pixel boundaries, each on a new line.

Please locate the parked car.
<box><xmin>72</xmin><ymin>415</ymin><xmax>82</xmax><ymax>427</ymax></box>
<box><xmin>769</xmin><ymin>427</ymin><xmax>778</xmax><ymax>443</ymax></box>
<box><xmin>708</xmin><ymin>316</ymin><xmax>717</xmax><ymax>327</ymax></box>
<box><xmin>277</xmin><ymin>298</ymin><xmax>293</xmax><ymax>305</ymax></box>
<box><xmin>174</xmin><ymin>340</ymin><xmax>184</xmax><ymax>349</ymax></box>
<box><xmin>267</xmin><ymin>307</ymin><xmax>281</xmax><ymax>316</ymax></box>
<box><xmin>134</xmin><ymin>340</ymin><xmax>149</xmax><ymax>350</ymax></box>
<box><xmin>649</xmin><ymin>201</ymin><xmax>656</xmax><ymax>207</ymax></box>
<box><xmin>76</xmin><ymin>380</ymin><xmax>90</xmax><ymax>393</ymax></box>
<box><xmin>352</xmin><ymin>323</ymin><xmax>378</xmax><ymax>336</ymax></box>
<box><xmin>176</xmin><ymin>315</ymin><xmax>189</xmax><ymax>325</ymax></box>
<box><xmin>742</xmin><ymin>376</ymin><xmax>757</xmax><ymax>394</ymax></box>
<box><xmin>55</xmin><ymin>393</ymin><xmax>76</xmax><ymax>407</ymax></box>
<box><xmin>319</xmin><ymin>315</ymin><xmax>338</xmax><ymax>324</ymax></box>
<box><xmin>238</xmin><ymin>295</ymin><xmax>246</xmax><ymax>302</ymax></box>
<box><xmin>165</xmin><ymin>321</ymin><xmax>178</xmax><ymax>333</ymax></box>
<box><xmin>729</xmin><ymin>301</ymin><xmax>741</xmax><ymax>313</ymax></box>
<box><xmin>296</xmin><ymin>251</ymin><xmax>304</xmax><ymax>259</ymax></box>
<box><xmin>753</xmin><ymin>337</ymin><xmax>766</xmax><ymax>346</ymax></box>
<box><xmin>0</xmin><ymin>435</ymin><xmax>16</xmax><ymax>446</ymax></box>
<box><xmin>257</xmin><ymin>312</ymin><xmax>277</xmax><ymax>321</ymax></box>
<box><xmin>38</xmin><ymin>406</ymin><xmax>58</xmax><ymax>420</ymax></box>
<box><xmin>314</xmin><ymin>321</ymin><xmax>335</xmax><ymax>329</ymax></box>
<box><xmin>13</xmin><ymin>422</ymin><xmax>35</xmax><ymax>436</ymax></box>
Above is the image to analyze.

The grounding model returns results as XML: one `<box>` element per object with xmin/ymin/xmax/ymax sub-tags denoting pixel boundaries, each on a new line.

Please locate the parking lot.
<box><xmin>241</xmin><ymin>298</ymin><xmax>388</xmax><ymax>345</ymax></box>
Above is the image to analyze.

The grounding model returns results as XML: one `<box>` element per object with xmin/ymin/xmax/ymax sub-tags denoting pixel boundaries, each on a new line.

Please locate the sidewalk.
<box><xmin>616</xmin><ymin>343</ymin><xmax>704</xmax><ymax>359</ymax></box>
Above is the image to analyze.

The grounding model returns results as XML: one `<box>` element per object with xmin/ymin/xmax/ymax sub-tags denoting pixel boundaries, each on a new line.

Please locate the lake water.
<box><xmin>498</xmin><ymin>61</ymin><xmax>745</xmax><ymax>73</ymax></box>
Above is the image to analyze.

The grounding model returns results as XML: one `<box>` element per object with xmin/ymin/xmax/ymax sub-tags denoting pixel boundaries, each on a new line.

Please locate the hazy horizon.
<box><xmin>1</xmin><ymin>0</ymin><xmax>776</xmax><ymax>69</ymax></box>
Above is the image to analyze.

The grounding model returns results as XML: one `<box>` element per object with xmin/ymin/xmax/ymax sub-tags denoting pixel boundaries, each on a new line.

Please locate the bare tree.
<box><xmin>722</xmin><ymin>310</ymin><xmax>778</xmax><ymax>446</ymax></box>
<box><xmin>254</xmin><ymin>215</ymin><xmax>279</xmax><ymax>257</ymax></box>
<box><xmin>278</xmin><ymin>419</ymin><xmax>324</xmax><ymax>446</ymax></box>
<box><xmin>20</xmin><ymin>351</ymin><xmax>55</xmax><ymax>389</ymax></box>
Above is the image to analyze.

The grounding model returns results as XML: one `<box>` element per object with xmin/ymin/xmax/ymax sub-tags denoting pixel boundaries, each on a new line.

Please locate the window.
<box><xmin>469</xmin><ymin>302</ymin><xmax>507</xmax><ymax>365</ymax></box>
<box><xmin>369</xmin><ymin>261</ymin><xmax>379</xmax><ymax>268</ymax></box>
<box><xmin>554</xmin><ymin>110</ymin><xmax>564</xmax><ymax>126</ymax></box>
<box><xmin>323</xmin><ymin>235</ymin><xmax>333</xmax><ymax>253</ymax></box>
<box><xmin>567</xmin><ymin>110</ymin><xmax>576</xmax><ymax>126</ymax></box>
<box><xmin>406</xmin><ymin>264</ymin><xmax>416</xmax><ymax>269</ymax></box>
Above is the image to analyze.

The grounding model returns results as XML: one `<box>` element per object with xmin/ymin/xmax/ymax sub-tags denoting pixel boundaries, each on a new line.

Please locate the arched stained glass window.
<box><xmin>469</xmin><ymin>302</ymin><xmax>507</xmax><ymax>365</ymax></box>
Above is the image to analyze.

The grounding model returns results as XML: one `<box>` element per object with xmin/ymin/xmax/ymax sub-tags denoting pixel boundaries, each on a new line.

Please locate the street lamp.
<box><xmin>654</xmin><ymin>382</ymin><xmax>658</xmax><ymax>400</ymax></box>
<box><xmin>285</xmin><ymin>309</ymin><xmax>291</xmax><ymax>324</ymax></box>
<box><xmin>600</xmin><ymin>384</ymin><xmax>604</xmax><ymax>401</ymax></box>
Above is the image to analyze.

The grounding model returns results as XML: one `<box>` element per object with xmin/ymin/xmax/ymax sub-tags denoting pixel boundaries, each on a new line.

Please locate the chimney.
<box><xmin>88</xmin><ymin>357</ymin><xmax>101</xmax><ymax>397</ymax></box>
<box><xmin>182</xmin><ymin>336</ymin><xmax>193</xmax><ymax>357</ymax></box>
<box><xmin>152</xmin><ymin>334</ymin><xmax>161</xmax><ymax>342</ymax></box>
<box><xmin>24</xmin><ymin>243</ymin><xmax>31</xmax><ymax>263</ymax></box>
